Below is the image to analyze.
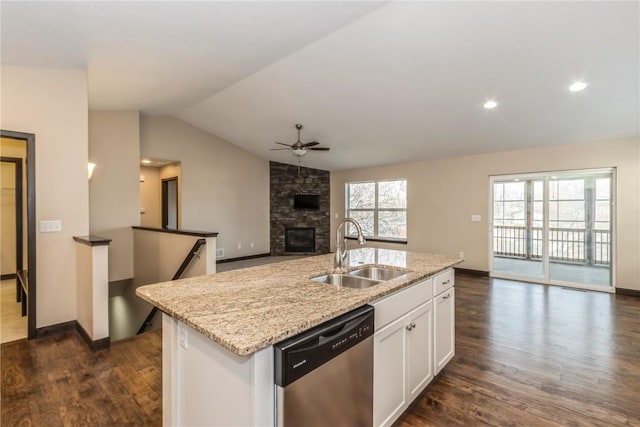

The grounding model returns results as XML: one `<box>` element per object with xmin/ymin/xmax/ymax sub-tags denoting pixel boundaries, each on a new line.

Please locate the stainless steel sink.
<box><xmin>311</xmin><ymin>274</ymin><xmax>381</xmax><ymax>289</ymax></box>
<box><xmin>348</xmin><ymin>267</ymin><xmax>408</xmax><ymax>281</ymax></box>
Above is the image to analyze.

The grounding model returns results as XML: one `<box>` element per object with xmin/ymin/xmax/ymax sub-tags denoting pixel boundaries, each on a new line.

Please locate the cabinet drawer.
<box><xmin>432</xmin><ymin>268</ymin><xmax>454</xmax><ymax>296</ymax></box>
<box><xmin>372</xmin><ymin>278</ymin><xmax>433</xmax><ymax>331</ymax></box>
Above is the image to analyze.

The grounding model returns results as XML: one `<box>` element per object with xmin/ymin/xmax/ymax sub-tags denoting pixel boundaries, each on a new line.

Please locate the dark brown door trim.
<box><xmin>1</xmin><ymin>130</ymin><xmax>36</xmax><ymax>339</ymax></box>
<box><xmin>161</xmin><ymin>176</ymin><xmax>178</xmax><ymax>230</ymax></box>
<box><xmin>1</xmin><ymin>156</ymin><xmax>23</xmax><ymax>299</ymax></box>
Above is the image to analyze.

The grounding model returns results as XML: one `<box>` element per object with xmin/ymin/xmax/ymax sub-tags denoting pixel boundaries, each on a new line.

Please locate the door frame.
<box><xmin>488</xmin><ymin>168</ymin><xmax>616</xmax><ymax>293</ymax></box>
<box><xmin>161</xmin><ymin>176</ymin><xmax>178</xmax><ymax>230</ymax></box>
<box><xmin>0</xmin><ymin>157</ymin><xmax>22</xmax><ymax>280</ymax></box>
<box><xmin>1</xmin><ymin>130</ymin><xmax>37</xmax><ymax>338</ymax></box>
<box><xmin>1</xmin><ymin>157</ymin><xmax>23</xmax><ymax>301</ymax></box>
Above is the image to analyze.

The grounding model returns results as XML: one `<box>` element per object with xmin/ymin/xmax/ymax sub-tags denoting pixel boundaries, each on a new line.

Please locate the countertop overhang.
<box><xmin>136</xmin><ymin>248</ymin><xmax>462</xmax><ymax>356</ymax></box>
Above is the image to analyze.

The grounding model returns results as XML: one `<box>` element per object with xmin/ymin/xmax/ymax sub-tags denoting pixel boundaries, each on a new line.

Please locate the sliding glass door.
<box><xmin>490</xmin><ymin>169</ymin><xmax>614</xmax><ymax>291</ymax></box>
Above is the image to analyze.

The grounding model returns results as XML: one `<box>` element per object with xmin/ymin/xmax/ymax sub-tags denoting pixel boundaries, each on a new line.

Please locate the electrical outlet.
<box><xmin>471</xmin><ymin>215</ymin><xmax>481</xmax><ymax>222</ymax></box>
<box><xmin>216</xmin><ymin>248</ymin><xmax>224</xmax><ymax>258</ymax></box>
<box><xmin>40</xmin><ymin>220</ymin><xmax>62</xmax><ymax>233</ymax></box>
<box><xmin>237</xmin><ymin>242</ymin><xmax>242</xmax><ymax>250</ymax></box>
<box><xmin>458</xmin><ymin>251</ymin><xmax>464</xmax><ymax>259</ymax></box>
<box><xmin>250</xmin><ymin>242</ymin><xmax>254</xmax><ymax>248</ymax></box>
<box><xmin>178</xmin><ymin>323</ymin><xmax>188</xmax><ymax>349</ymax></box>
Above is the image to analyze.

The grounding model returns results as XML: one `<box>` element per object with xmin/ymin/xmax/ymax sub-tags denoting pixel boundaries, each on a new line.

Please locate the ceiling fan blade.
<box><xmin>310</xmin><ymin>147</ymin><xmax>330</xmax><ymax>151</ymax></box>
<box><xmin>269</xmin><ymin>148</ymin><xmax>291</xmax><ymax>151</ymax></box>
<box><xmin>302</xmin><ymin>141</ymin><xmax>319</xmax><ymax>148</ymax></box>
<box><xmin>274</xmin><ymin>142</ymin><xmax>293</xmax><ymax>148</ymax></box>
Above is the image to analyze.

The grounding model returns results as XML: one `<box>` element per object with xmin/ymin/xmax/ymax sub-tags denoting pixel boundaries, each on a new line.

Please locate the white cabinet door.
<box><xmin>434</xmin><ymin>287</ymin><xmax>455</xmax><ymax>374</ymax></box>
<box><xmin>406</xmin><ymin>301</ymin><xmax>433</xmax><ymax>401</ymax></box>
<box><xmin>373</xmin><ymin>316</ymin><xmax>407</xmax><ymax>427</ymax></box>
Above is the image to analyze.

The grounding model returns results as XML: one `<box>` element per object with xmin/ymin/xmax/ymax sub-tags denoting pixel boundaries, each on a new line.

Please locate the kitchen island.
<box><xmin>137</xmin><ymin>248</ymin><xmax>462</xmax><ymax>426</ymax></box>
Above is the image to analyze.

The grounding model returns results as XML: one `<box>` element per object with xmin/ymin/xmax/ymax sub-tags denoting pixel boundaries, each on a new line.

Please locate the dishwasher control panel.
<box><xmin>332</xmin><ymin>323</ymin><xmax>372</xmax><ymax>351</ymax></box>
<box><xmin>274</xmin><ymin>305</ymin><xmax>374</xmax><ymax>387</ymax></box>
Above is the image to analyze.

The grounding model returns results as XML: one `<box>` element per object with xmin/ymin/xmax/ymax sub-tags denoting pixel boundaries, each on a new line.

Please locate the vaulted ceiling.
<box><xmin>2</xmin><ymin>1</ymin><xmax>638</xmax><ymax>170</ymax></box>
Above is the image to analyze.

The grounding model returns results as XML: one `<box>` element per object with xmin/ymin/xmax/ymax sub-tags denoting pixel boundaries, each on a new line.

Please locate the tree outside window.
<box><xmin>346</xmin><ymin>179</ymin><xmax>407</xmax><ymax>240</ymax></box>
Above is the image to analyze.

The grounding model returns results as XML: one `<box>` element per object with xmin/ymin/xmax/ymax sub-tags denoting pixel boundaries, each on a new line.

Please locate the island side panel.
<box><xmin>162</xmin><ymin>314</ymin><xmax>274</xmax><ymax>426</ymax></box>
<box><xmin>162</xmin><ymin>314</ymin><xmax>177</xmax><ymax>427</ymax></box>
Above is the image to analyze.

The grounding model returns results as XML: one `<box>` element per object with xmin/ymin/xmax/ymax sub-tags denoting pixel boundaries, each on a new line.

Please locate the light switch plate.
<box><xmin>471</xmin><ymin>215</ymin><xmax>481</xmax><ymax>222</ymax></box>
<box><xmin>40</xmin><ymin>220</ymin><xmax>62</xmax><ymax>232</ymax></box>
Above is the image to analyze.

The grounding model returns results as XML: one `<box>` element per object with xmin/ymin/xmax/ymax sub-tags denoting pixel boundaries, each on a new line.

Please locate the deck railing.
<box><xmin>493</xmin><ymin>225</ymin><xmax>610</xmax><ymax>265</ymax></box>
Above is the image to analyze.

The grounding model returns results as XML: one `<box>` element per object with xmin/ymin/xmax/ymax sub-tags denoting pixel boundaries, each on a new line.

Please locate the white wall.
<box><xmin>1</xmin><ymin>65</ymin><xmax>89</xmax><ymax>327</ymax></box>
<box><xmin>140</xmin><ymin>116</ymin><xmax>269</xmax><ymax>259</ymax></box>
<box><xmin>331</xmin><ymin>137</ymin><xmax>640</xmax><ymax>291</ymax></box>
<box><xmin>89</xmin><ymin>110</ymin><xmax>140</xmax><ymax>282</ymax></box>
<box><xmin>140</xmin><ymin>165</ymin><xmax>162</xmax><ymax>228</ymax></box>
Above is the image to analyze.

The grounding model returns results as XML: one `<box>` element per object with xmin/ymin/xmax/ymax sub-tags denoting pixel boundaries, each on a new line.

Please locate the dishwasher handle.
<box><xmin>274</xmin><ymin>305</ymin><xmax>374</xmax><ymax>387</ymax></box>
<box><xmin>290</xmin><ymin>314</ymin><xmax>369</xmax><ymax>353</ymax></box>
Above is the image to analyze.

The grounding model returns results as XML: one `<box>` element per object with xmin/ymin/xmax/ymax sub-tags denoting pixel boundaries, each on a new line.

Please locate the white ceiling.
<box><xmin>1</xmin><ymin>1</ymin><xmax>383</xmax><ymax>113</ymax></box>
<box><xmin>2</xmin><ymin>1</ymin><xmax>638</xmax><ymax>171</ymax></box>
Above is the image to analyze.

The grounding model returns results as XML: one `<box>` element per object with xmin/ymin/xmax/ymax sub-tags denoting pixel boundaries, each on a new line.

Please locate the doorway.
<box><xmin>490</xmin><ymin>168</ymin><xmax>614</xmax><ymax>292</ymax></box>
<box><xmin>162</xmin><ymin>177</ymin><xmax>178</xmax><ymax>230</ymax></box>
<box><xmin>0</xmin><ymin>131</ymin><xmax>36</xmax><ymax>339</ymax></box>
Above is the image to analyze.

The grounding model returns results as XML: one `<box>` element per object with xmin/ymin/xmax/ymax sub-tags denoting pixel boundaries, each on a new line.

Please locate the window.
<box><xmin>493</xmin><ymin>181</ymin><xmax>526</xmax><ymax>227</ymax></box>
<box><xmin>346</xmin><ymin>179</ymin><xmax>407</xmax><ymax>241</ymax></box>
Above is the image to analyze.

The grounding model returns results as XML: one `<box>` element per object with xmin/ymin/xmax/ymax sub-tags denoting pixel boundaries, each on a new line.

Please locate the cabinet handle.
<box><xmin>410</xmin><ymin>322</ymin><xmax>416</xmax><ymax>329</ymax></box>
<box><xmin>406</xmin><ymin>324</ymin><xmax>413</xmax><ymax>331</ymax></box>
<box><xmin>443</xmin><ymin>293</ymin><xmax>451</xmax><ymax>299</ymax></box>
<box><xmin>442</xmin><ymin>279</ymin><xmax>451</xmax><ymax>285</ymax></box>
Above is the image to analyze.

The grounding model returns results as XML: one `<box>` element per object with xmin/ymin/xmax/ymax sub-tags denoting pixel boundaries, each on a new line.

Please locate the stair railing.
<box><xmin>137</xmin><ymin>238</ymin><xmax>206</xmax><ymax>334</ymax></box>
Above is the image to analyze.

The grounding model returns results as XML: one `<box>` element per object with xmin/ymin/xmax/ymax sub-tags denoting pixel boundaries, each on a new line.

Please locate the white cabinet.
<box><xmin>373</xmin><ymin>315</ymin><xmax>407</xmax><ymax>427</ymax></box>
<box><xmin>406</xmin><ymin>301</ymin><xmax>434</xmax><ymax>401</ymax></box>
<box><xmin>373</xmin><ymin>301</ymin><xmax>433</xmax><ymax>427</ymax></box>
<box><xmin>434</xmin><ymin>287</ymin><xmax>455</xmax><ymax>374</ymax></box>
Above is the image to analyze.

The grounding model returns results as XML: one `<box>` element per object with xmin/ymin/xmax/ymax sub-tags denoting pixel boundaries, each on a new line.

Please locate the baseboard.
<box><xmin>216</xmin><ymin>253</ymin><xmax>271</xmax><ymax>264</ymax></box>
<box><xmin>454</xmin><ymin>267</ymin><xmax>490</xmax><ymax>277</ymax></box>
<box><xmin>76</xmin><ymin>322</ymin><xmax>111</xmax><ymax>352</ymax></box>
<box><xmin>0</xmin><ymin>273</ymin><xmax>17</xmax><ymax>280</ymax></box>
<box><xmin>34</xmin><ymin>320</ymin><xmax>110</xmax><ymax>351</ymax></box>
<box><xmin>616</xmin><ymin>288</ymin><xmax>640</xmax><ymax>297</ymax></box>
<box><xmin>34</xmin><ymin>320</ymin><xmax>77</xmax><ymax>338</ymax></box>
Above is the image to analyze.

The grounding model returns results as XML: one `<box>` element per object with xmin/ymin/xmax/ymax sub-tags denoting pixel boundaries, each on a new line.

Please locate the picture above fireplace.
<box><xmin>293</xmin><ymin>194</ymin><xmax>320</xmax><ymax>210</ymax></box>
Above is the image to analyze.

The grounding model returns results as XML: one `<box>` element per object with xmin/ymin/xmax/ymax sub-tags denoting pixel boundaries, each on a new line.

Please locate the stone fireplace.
<box><xmin>270</xmin><ymin>161</ymin><xmax>330</xmax><ymax>255</ymax></box>
<box><xmin>285</xmin><ymin>227</ymin><xmax>316</xmax><ymax>253</ymax></box>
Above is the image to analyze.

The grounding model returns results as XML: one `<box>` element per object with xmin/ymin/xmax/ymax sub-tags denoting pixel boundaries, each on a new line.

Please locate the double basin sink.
<box><xmin>312</xmin><ymin>267</ymin><xmax>408</xmax><ymax>289</ymax></box>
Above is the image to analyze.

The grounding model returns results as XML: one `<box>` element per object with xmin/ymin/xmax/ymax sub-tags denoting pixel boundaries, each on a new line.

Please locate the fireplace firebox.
<box><xmin>285</xmin><ymin>227</ymin><xmax>315</xmax><ymax>253</ymax></box>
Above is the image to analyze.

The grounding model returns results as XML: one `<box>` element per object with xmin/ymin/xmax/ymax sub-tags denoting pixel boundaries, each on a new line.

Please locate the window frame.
<box><xmin>345</xmin><ymin>179</ymin><xmax>407</xmax><ymax>243</ymax></box>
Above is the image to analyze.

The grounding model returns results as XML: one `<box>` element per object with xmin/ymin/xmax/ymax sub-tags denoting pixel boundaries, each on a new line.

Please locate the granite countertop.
<box><xmin>136</xmin><ymin>248</ymin><xmax>462</xmax><ymax>356</ymax></box>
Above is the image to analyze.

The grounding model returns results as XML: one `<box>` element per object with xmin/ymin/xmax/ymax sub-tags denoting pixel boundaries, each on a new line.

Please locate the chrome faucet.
<box><xmin>335</xmin><ymin>218</ymin><xmax>366</xmax><ymax>269</ymax></box>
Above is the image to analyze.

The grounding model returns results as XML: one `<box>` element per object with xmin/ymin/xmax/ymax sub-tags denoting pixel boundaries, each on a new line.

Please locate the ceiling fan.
<box><xmin>270</xmin><ymin>124</ymin><xmax>330</xmax><ymax>157</ymax></box>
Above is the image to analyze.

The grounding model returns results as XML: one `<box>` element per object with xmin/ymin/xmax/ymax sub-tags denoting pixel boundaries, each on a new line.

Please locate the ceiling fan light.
<box><xmin>293</xmin><ymin>148</ymin><xmax>307</xmax><ymax>156</ymax></box>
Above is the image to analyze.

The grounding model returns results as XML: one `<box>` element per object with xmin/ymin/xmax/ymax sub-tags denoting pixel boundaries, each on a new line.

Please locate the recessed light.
<box><xmin>484</xmin><ymin>100</ymin><xmax>497</xmax><ymax>109</ymax></box>
<box><xmin>141</xmin><ymin>159</ymin><xmax>152</xmax><ymax>164</ymax></box>
<box><xmin>569</xmin><ymin>81</ymin><xmax>587</xmax><ymax>92</ymax></box>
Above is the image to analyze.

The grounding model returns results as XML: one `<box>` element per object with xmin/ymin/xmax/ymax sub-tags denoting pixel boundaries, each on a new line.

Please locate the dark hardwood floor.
<box><xmin>2</xmin><ymin>274</ymin><xmax>638</xmax><ymax>426</ymax></box>
<box><xmin>397</xmin><ymin>275</ymin><xmax>640</xmax><ymax>427</ymax></box>
<box><xmin>1</xmin><ymin>328</ymin><xmax>162</xmax><ymax>426</ymax></box>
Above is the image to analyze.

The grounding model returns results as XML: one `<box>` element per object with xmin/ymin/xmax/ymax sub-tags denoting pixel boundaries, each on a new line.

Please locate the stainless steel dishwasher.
<box><xmin>274</xmin><ymin>305</ymin><xmax>374</xmax><ymax>427</ymax></box>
